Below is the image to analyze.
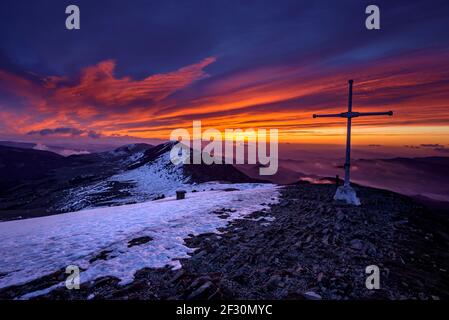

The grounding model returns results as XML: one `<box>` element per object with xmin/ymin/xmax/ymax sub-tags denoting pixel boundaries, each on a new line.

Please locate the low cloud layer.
<box><xmin>404</xmin><ymin>144</ymin><xmax>449</xmax><ymax>154</ymax></box>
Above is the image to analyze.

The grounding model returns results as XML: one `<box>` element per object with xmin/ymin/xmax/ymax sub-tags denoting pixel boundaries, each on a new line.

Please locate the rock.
<box><xmin>195</xmin><ymin>250</ymin><xmax>207</xmax><ymax>258</ymax></box>
<box><xmin>187</xmin><ymin>276</ymin><xmax>211</xmax><ymax>290</ymax></box>
<box><xmin>169</xmin><ymin>270</ymin><xmax>185</xmax><ymax>284</ymax></box>
<box><xmin>94</xmin><ymin>276</ymin><xmax>119</xmax><ymax>287</ymax></box>
<box><xmin>304</xmin><ymin>235</ymin><xmax>313</xmax><ymax>243</ymax></box>
<box><xmin>89</xmin><ymin>250</ymin><xmax>113</xmax><ymax>263</ymax></box>
<box><xmin>349</xmin><ymin>239</ymin><xmax>364</xmax><ymax>250</ymax></box>
<box><xmin>317</xmin><ymin>272</ymin><xmax>324</xmax><ymax>282</ymax></box>
<box><xmin>128</xmin><ymin>236</ymin><xmax>153</xmax><ymax>247</ymax></box>
<box><xmin>280</xmin><ymin>201</ymin><xmax>290</xmax><ymax>207</ymax></box>
<box><xmin>304</xmin><ymin>291</ymin><xmax>322</xmax><ymax>300</ymax></box>
<box><xmin>152</xmin><ymin>194</ymin><xmax>165</xmax><ymax>200</ymax></box>
<box><xmin>267</xmin><ymin>275</ymin><xmax>283</xmax><ymax>290</ymax></box>
<box><xmin>224</xmin><ymin>188</ymin><xmax>239</xmax><ymax>192</ymax></box>
<box><xmin>322</xmin><ymin>235</ymin><xmax>329</xmax><ymax>245</ymax></box>
<box><xmin>186</xmin><ymin>281</ymin><xmax>214</xmax><ymax>300</ymax></box>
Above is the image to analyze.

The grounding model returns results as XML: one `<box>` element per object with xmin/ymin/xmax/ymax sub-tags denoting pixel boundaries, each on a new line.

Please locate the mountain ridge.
<box><xmin>0</xmin><ymin>141</ymin><xmax>262</xmax><ymax>220</ymax></box>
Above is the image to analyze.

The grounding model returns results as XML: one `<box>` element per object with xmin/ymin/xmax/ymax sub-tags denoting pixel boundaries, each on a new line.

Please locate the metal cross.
<box><xmin>312</xmin><ymin>80</ymin><xmax>393</xmax><ymax>204</ymax></box>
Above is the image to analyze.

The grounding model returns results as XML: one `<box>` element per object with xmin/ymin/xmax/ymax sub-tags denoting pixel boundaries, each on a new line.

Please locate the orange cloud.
<box><xmin>52</xmin><ymin>57</ymin><xmax>215</xmax><ymax>107</ymax></box>
<box><xmin>1</xmin><ymin>50</ymin><xmax>449</xmax><ymax>146</ymax></box>
<box><xmin>0</xmin><ymin>56</ymin><xmax>216</xmax><ymax>134</ymax></box>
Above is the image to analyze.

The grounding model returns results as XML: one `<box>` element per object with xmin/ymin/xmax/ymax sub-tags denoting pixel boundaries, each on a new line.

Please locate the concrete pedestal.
<box><xmin>334</xmin><ymin>185</ymin><xmax>361</xmax><ymax>206</ymax></box>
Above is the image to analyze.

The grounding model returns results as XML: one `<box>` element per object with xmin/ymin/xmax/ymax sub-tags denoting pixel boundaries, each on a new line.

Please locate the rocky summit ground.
<box><xmin>2</xmin><ymin>183</ymin><xmax>448</xmax><ymax>300</ymax></box>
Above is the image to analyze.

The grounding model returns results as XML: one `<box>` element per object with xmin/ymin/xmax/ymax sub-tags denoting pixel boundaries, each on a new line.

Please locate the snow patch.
<box><xmin>109</xmin><ymin>150</ymin><xmax>270</xmax><ymax>201</ymax></box>
<box><xmin>0</xmin><ymin>185</ymin><xmax>280</xmax><ymax>297</ymax></box>
<box><xmin>110</xmin><ymin>150</ymin><xmax>190</xmax><ymax>201</ymax></box>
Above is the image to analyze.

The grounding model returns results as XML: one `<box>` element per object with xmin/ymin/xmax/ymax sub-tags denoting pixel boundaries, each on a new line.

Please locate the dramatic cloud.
<box><xmin>27</xmin><ymin>127</ymin><xmax>102</xmax><ymax>139</ymax></box>
<box><xmin>27</xmin><ymin>127</ymin><xmax>85</xmax><ymax>136</ymax></box>
<box><xmin>1</xmin><ymin>0</ymin><xmax>448</xmax><ymax>147</ymax></box>
<box><xmin>48</xmin><ymin>57</ymin><xmax>215</xmax><ymax>107</ymax></box>
<box><xmin>0</xmin><ymin>57</ymin><xmax>216</xmax><ymax>139</ymax></box>
<box><xmin>87</xmin><ymin>130</ymin><xmax>102</xmax><ymax>139</ymax></box>
<box><xmin>1</xmin><ymin>50</ymin><xmax>449</xmax><ymax>145</ymax></box>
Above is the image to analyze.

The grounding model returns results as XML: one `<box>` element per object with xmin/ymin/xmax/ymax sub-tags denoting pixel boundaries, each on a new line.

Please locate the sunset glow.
<box><xmin>1</xmin><ymin>1</ymin><xmax>448</xmax><ymax>149</ymax></box>
<box><xmin>1</xmin><ymin>50</ymin><xmax>449</xmax><ymax>145</ymax></box>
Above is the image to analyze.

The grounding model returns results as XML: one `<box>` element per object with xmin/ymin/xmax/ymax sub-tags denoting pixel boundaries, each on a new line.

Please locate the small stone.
<box><xmin>349</xmin><ymin>239</ymin><xmax>364</xmax><ymax>250</ymax></box>
<box><xmin>267</xmin><ymin>275</ymin><xmax>283</xmax><ymax>290</ymax></box>
<box><xmin>128</xmin><ymin>236</ymin><xmax>153</xmax><ymax>248</ymax></box>
<box><xmin>187</xmin><ymin>281</ymin><xmax>213</xmax><ymax>300</ymax></box>
<box><xmin>304</xmin><ymin>291</ymin><xmax>322</xmax><ymax>300</ymax></box>
<box><xmin>317</xmin><ymin>272</ymin><xmax>324</xmax><ymax>282</ymax></box>
<box><xmin>169</xmin><ymin>270</ymin><xmax>185</xmax><ymax>283</ymax></box>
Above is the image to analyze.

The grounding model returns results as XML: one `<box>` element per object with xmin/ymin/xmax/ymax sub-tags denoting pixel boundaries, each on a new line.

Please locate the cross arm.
<box><xmin>356</xmin><ymin>111</ymin><xmax>393</xmax><ymax>117</ymax></box>
<box><xmin>312</xmin><ymin>113</ymin><xmax>344</xmax><ymax>118</ymax></box>
<box><xmin>313</xmin><ymin>111</ymin><xmax>393</xmax><ymax>118</ymax></box>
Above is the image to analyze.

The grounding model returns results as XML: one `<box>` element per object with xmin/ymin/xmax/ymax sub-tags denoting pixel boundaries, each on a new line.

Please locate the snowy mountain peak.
<box><xmin>110</xmin><ymin>141</ymin><xmax>265</xmax><ymax>203</ymax></box>
<box><xmin>0</xmin><ymin>141</ymin><xmax>267</xmax><ymax>219</ymax></box>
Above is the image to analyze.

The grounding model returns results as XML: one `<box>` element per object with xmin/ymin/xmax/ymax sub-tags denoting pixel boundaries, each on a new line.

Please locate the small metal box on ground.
<box><xmin>176</xmin><ymin>190</ymin><xmax>186</xmax><ymax>200</ymax></box>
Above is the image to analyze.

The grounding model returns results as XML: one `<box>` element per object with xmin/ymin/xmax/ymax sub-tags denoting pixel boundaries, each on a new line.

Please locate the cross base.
<box><xmin>334</xmin><ymin>185</ymin><xmax>361</xmax><ymax>206</ymax></box>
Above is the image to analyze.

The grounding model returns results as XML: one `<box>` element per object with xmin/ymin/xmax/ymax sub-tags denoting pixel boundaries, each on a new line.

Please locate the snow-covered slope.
<box><xmin>110</xmin><ymin>144</ymin><xmax>266</xmax><ymax>202</ymax></box>
<box><xmin>0</xmin><ymin>185</ymin><xmax>279</xmax><ymax>298</ymax></box>
<box><xmin>109</xmin><ymin>144</ymin><xmax>191</xmax><ymax>201</ymax></box>
<box><xmin>0</xmin><ymin>143</ymin><xmax>154</xmax><ymax>220</ymax></box>
<box><xmin>89</xmin><ymin>141</ymin><xmax>266</xmax><ymax>204</ymax></box>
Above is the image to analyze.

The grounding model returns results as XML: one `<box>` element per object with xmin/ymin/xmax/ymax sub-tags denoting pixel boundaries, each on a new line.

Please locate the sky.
<box><xmin>1</xmin><ymin>0</ymin><xmax>449</xmax><ymax>151</ymax></box>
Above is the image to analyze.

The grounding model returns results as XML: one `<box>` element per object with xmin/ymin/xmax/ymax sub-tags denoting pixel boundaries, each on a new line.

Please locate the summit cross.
<box><xmin>313</xmin><ymin>80</ymin><xmax>393</xmax><ymax>205</ymax></box>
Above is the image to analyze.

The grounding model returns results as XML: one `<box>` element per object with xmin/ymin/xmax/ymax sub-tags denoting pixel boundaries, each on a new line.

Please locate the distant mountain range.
<box><xmin>2</xmin><ymin>140</ymin><xmax>449</xmax><ymax>221</ymax></box>
<box><xmin>0</xmin><ymin>142</ymin><xmax>262</xmax><ymax>221</ymax></box>
<box><xmin>0</xmin><ymin>140</ymin><xmax>91</xmax><ymax>156</ymax></box>
<box><xmin>240</xmin><ymin>154</ymin><xmax>449</xmax><ymax>205</ymax></box>
<box><xmin>351</xmin><ymin>157</ymin><xmax>449</xmax><ymax>203</ymax></box>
